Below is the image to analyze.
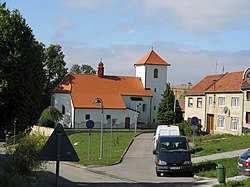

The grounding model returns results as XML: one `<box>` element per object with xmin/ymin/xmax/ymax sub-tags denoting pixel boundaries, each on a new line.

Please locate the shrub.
<box><xmin>0</xmin><ymin>132</ymin><xmax>47</xmax><ymax>186</ymax></box>
<box><xmin>176</xmin><ymin>121</ymin><xmax>192</xmax><ymax>136</ymax></box>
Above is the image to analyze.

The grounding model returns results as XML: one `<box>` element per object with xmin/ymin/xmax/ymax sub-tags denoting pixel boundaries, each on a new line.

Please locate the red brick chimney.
<box><xmin>97</xmin><ymin>59</ymin><xmax>104</xmax><ymax>78</ymax></box>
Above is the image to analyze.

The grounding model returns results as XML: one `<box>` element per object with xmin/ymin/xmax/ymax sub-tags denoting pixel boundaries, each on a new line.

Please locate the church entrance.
<box><xmin>125</xmin><ymin>117</ymin><xmax>130</xmax><ymax>129</ymax></box>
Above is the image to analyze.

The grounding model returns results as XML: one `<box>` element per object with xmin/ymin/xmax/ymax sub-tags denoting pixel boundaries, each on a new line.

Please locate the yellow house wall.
<box><xmin>206</xmin><ymin>93</ymin><xmax>243</xmax><ymax>135</ymax></box>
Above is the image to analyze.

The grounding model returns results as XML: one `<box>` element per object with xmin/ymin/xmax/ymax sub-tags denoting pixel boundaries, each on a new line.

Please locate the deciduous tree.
<box><xmin>43</xmin><ymin>44</ymin><xmax>68</xmax><ymax>107</ymax></box>
<box><xmin>0</xmin><ymin>3</ymin><xmax>46</xmax><ymax>133</ymax></box>
<box><xmin>69</xmin><ymin>64</ymin><xmax>96</xmax><ymax>74</ymax></box>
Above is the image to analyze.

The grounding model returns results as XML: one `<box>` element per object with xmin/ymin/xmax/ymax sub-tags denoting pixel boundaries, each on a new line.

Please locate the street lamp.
<box><xmin>93</xmin><ymin>98</ymin><xmax>104</xmax><ymax>159</ymax></box>
<box><xmin>135</xmin><ymin>103</ymin><xmax>141</xmax><ymax>133</ymax></box>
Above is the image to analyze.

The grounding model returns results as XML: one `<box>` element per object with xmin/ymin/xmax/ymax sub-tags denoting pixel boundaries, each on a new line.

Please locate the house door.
<box><xmin>207</xmin><ymin>114</ymin><xmax>214</xmax><ymax>134</ymax></box>
<box><xmin>125</xmin><ymin>117</ymin><xmax>130</xmax><ymax>129</ymax></box>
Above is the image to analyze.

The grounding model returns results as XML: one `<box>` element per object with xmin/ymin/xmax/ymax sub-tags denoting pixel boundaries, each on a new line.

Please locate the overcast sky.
<box><xmin>4</xmin><ymin>0</ymin><xmax>250</xmax><ymax>85</ymax></box>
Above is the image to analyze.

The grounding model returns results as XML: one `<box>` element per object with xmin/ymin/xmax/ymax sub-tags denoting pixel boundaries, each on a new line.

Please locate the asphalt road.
<box><xmin>28</xmin><ymin>132</ymin><xmax>205</xmax><ymax>187</ymax></box>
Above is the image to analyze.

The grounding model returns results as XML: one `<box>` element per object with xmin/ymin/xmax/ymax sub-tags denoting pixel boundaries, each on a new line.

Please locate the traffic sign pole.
<box><xmin>88</xmin><ymin>129</ymin><xmax>91</xmax><ymax>160</ymax></box>
<box><xmin>56</xmin><ymin>133</ymin><xmax>61</xmax><ymax>187</ymax></box>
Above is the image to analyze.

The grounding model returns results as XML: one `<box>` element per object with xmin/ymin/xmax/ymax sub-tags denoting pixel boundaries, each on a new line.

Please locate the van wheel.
<box><xmin>156</xmin><ymin>171</ymin><xmax>161</xmax><ymax>177</ymax></box>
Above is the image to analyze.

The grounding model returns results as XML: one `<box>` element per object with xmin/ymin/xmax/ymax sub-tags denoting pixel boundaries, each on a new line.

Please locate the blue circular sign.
<box><xmin>191</xmin><ymin>116</ymin><xmax>199</xmax><ymax>126</ymax></box>
<box><xmin>86</xmin><ymin>120</ymin><xmax>94</xmax><ymax>129</ymax></box>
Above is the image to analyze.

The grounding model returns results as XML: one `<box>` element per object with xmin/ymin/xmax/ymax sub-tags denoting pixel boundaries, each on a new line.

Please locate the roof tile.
<box><xmin>53</xmin><ymin>74</ymin><xmax>152</xmax><ymax>109</ymax></box>
<box><xmin>134</xmin><ymin>50</ymin><xmax>170</xmax><ymax>66</ymax></box>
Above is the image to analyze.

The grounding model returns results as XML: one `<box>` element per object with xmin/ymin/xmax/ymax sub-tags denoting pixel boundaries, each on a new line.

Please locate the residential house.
<box><xmin>51</xmin><ymin>50</ymin><xmax>170</xmax><ymax>129</ymax></box>
<box><xmin>185</xmin><ymin>71</ymin><xmax>250</xmax><ymax>135</ymax></box>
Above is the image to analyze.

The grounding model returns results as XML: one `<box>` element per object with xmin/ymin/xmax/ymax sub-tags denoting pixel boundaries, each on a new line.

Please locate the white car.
<box><xmin>153</xmin><ymin>125</ymin><xmax>180</xmax><ymax>150</ymax></box>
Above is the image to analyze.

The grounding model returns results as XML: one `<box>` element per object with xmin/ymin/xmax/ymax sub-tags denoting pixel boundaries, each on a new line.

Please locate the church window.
<box><xmin>153</xmin><ymin>68</ymin><xmax>158</xmax><ymax>78</ymax></box>
<box><xmin>61</xmin><ymin>105</ymin><xmax>65</xmax><ymax>114</ymax></box>
<box><xmin>85</xmin><ymin>114</ymin><xmax>90</xmax><ymax>120</ymax></box>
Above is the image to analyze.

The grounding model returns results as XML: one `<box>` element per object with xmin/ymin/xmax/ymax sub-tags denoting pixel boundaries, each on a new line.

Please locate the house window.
<box><xmin>218</xmin><ymin>115</ymin><xmax>225</xmax><ymax>128</ymax></box>
<box><xmin>246</xmin><ymin>112</ymin><xmax>250</xmax><ymax>124</ymax></box>
<box><xmin>154</xmin><ymin>106</ymin><xmax>156</xmax><ymax>110</ymax></box>
<box><xmin>197</xmin><ymin>98</ymin><xmax>202</xmax><ymax>108</ymax></box>
<box><xmin>231</xmin><ymin>97</ymin><xmax>239</xmax><ymax>107</ymax></box>
<box><xmin>85</xmin><ymin>114</ymin><xmax>90</xmax><ymax>120</ymax></box>
<box><xmin>143</xmin><ymin>104</ymin><xmax>146</xmax><ymax>112</ymax></box>
<box><xmin>231</xmin><ymin>117</ymin><xmax>239</xmax><ymax>131</ymax></box>
<box><xmin>188</xmin><ymin>97</ymin><xmax>193</xmax><ymax>107</ymax></box>
<box><xmin>153</xmin><ymin>68</ymin><xmax>158</xmax><ymax>78</ymax></box>
<box><xmin>218</xmin><ymin>97</ymin><xmax>225</xmax><ymax>106</ymax></box>
<box><xmin>209</xmin><ymin>97</ymin><xmax>213</xmax><ymax>106</ymax></box>
<box><xmin>247</xmin><ymin>91</ymin><xmax>250</xmax><ymax>101</ymax></box>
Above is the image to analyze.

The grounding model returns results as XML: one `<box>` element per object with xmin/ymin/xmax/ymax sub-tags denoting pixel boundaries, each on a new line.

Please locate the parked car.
<box><xmin>153</xmin><ymin>135</ymin><xmax>194</xmax><ymax>177</ymax></box>
<box><xmin>153</xmin><ymin>125</ymin><xmax>180</xmax><ymax>150</ymax></box>
<box><xmin>238</xmin><ymin>149</ymin><xmax>250</xmax><ymax>176</ymax></box>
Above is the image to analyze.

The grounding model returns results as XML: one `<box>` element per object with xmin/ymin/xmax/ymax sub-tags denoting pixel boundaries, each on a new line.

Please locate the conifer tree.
<box><xmin>157</xmin><ymin>83</ymin><xmax>183</xmax><ymax>125</ymax></box>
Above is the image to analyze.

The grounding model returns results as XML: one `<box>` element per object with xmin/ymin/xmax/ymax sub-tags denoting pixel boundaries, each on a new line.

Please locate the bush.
<box><xmin>0</xmin><ymin>133</ymin><xmax>47</xmax><ymax>186</ymax></box>
<box><xmin>176</xmin><ymin>121</ymin><xmax>192</xmax><ymax>136</ymax></box>
<box><xmin>38</xmin><ymin>117</ymin><xmax>55</xmax><ymax>128</ymax></box>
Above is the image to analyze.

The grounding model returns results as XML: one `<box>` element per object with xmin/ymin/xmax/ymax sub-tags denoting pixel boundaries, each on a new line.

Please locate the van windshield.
<box><xmin>159</xmin><ymin>141</ymin><xmax>188</xmax><ymax>152</ymax></box>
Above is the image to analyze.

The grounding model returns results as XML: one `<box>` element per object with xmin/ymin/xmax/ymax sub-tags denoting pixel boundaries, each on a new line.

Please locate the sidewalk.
<box><xmin>192</xmin><ymin>148</ymin><xmax>250</xmax><ymax>186</ymax></box>
<box><xmin>192</xmin><ymin>148</ymin><xmax>248</xmax><ymax>163</ymax></box>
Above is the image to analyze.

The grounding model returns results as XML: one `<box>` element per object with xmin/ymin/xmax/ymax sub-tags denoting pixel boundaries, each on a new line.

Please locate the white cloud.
<box><xmin>62</xmin><ymin>0</ymin><xmax>115</xmax><ymax>10</ymax></box>
<box><xmin>143</xmin><ymin>0</ymin><xmax>250</xmax><ymax>33</ymax></box>
<box><xmin>56</xmin><ymin>19</ymin><xmax>75</xmax><ymax>29</ymax></box>
<box><xmin>62</xmin><ymin>42</ymin><xmax>250</xmax><ymax>85</ymax></box>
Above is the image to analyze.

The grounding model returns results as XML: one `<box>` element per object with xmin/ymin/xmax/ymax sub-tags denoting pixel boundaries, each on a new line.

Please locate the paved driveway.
<box><xmin>33</xmin><ymin>133</ymin><xmax>200</xmax><ymax>187</ymax></box>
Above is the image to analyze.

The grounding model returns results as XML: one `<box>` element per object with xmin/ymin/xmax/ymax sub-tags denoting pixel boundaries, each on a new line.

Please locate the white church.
<box><xmin>51</xmin><ymin>50</ymin><xmax>170</xmax><ymax>129</ymax></box>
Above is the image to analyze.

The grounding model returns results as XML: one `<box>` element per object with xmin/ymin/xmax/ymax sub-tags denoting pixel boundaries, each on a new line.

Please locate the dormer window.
<box><xmin>153</xmin><ymin>68</ymin><xmax>158</xmax><ymax>78</ymax></box>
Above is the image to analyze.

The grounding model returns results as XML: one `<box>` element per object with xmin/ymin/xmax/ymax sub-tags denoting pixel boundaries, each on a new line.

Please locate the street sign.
<box><xmin>86</xmin><ymin>120</ymin><xmax>94</xmax><ymax>129</ymax></box>
<box><xmin>37</xmin><ymin>123</ymin><xmax>79</xmax><ymax>162</ymax></box>
<box><xmin>191</xmin><ymin>116</ymin><xmax>199</xmax><ymax>126</ymax></box>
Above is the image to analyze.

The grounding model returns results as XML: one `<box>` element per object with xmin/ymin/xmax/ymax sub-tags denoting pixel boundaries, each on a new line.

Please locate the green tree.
<box><xmin>0</xmin><ymin>3</ymin><xmax>46</xmax><ymax>133</ymax></box>
<box><xmin>157</xmin><ymin>83</ymin><xmax>183</xmax><ymax>125</ymax></box>
<box><xmin>38</xmin><ymin>106</ymin><xmax>62</xmax><ymax>128</ymax></box>
<box><xmin>69</xmin><ymin>64</ymin><xmax>96</xmax><ymax>74</ymax></box>
<box><xmin>43</xmin><ymin>44</ymin><xmax>68</xmax><ymax>107</ymax></box>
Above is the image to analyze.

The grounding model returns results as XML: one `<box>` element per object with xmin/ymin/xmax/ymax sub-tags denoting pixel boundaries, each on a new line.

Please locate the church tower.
<box><xmin>134</xmin><ymin>50</ymin><xmax>171</xmax><ymax>124</ymax></box>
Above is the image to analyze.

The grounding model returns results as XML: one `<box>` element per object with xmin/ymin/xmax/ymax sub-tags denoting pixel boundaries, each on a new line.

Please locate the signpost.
<box><xmin>37</xmin><ymin>123</ymin><xmax>79</xmax><ymax>187</ymax></box>
<box><xmin>191</xmin><ymin>116</ymin><xmax>199</xmax><ymax>145</ymax></box>
<box><xmin>86</xmin><ymin>120</ymin><xmax>94</xmax><ymax>160</ymax></box>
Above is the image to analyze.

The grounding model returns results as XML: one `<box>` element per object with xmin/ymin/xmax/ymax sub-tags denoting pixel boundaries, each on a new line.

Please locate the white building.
<box><xmin>51</xmin><ymin>50</ymin><xmax>170</xmax><ymax>129</ymax></box>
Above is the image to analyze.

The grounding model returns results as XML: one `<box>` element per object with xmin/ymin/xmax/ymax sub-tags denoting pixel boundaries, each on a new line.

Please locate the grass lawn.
<box><xmin>213</xmin><ymin>179</ymin><xmax>250</xmax><ymax>187</ymax></box>
<box><xmin>69</xmin><ymin>130</ymin><xmax>140</xmax><ymax>166</ymax></box>
<box><xmin>193</xmin><ymin>157</ymin><xmax>239</xmax><ymax>178</ymax></box>
<box><xmin>188</xmin><ymin>134</ymin><xmax>250</xmax><ymax>157</ymax></box>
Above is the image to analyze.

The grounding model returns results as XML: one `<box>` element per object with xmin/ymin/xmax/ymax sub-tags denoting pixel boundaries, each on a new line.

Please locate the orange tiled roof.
<box><xmin>177</xmin><ymin>99</ymin><xmax>185</xmax><ymax>112</ymax></box>
<box><xmin>187</xmin><ymin>71</ymin><xmax>245</xmax><ymax>95</ymax></box>
<box><xmin>53</xmin><ymin>74</ymin><xmax>152</xmax><ymax>109</ymax></box>
<box><xmin>206</xmin><ymin>71</ymin><xmax>244</xmax><ymax>93</ymax></box>
<box><xmin>187</xmin><ymin>74</ymin><xmax>225</xmax><ymax>95</ymax></box>
<box><xmin>134</xmin><ymin>50</ymin><xmax>171</xmax><ymax>66</ymax></box>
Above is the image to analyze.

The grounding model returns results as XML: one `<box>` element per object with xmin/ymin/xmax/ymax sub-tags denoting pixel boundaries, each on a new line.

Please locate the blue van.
<box><xmin>153</xmin><ymin>135</ymin><xmax>194</xmax><ymax>177</ymax></box>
